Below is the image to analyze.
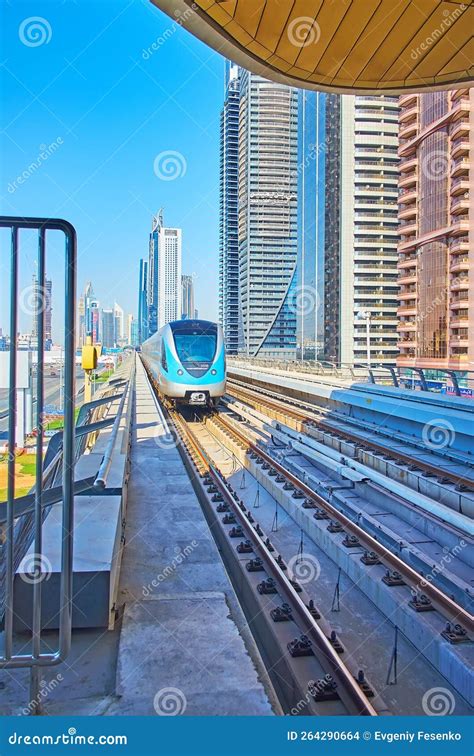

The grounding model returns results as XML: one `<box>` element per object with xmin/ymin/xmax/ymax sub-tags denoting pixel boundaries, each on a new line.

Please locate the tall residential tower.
<box><xmin>324</xmin><ymin>95</ymin><xmax>400</xmax><ymax>366</ymax></box>
<box><xmin>238</xmin><ymin>70</ymin><xmax>298</xmax><ymax>358</ymax></box>
<box><xmin>397</xmin><ymin>89</ymin><xmax>473</xmax><ymax>372</ymax></box>
<box><xmin>181</xmin><ymin>274</ymin><xmax>195</xmax><ymax>319</ymax></box>
<box><xmin>219</xmin><ymin>62</ymin><xmax>241</xmax><ymax>353</ymax></box>
<box><xmin>148</xmin><ymin>210</ymin><xmax>182</xmax><ymax>335</ymax></box>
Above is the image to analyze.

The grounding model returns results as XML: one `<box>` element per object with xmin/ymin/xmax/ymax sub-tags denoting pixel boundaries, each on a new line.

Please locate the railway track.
<box><xmin>142</xmin><ymin>361</ymin><xmax>383</xmax><ymax>716</ymax></box>
<box><xmin>212</xmin><ymin>408</ymin><xmax>474</xmax><ymax>636</ymax></box>
<box><xmin>140</xmin><ymin>358</ymin><xmax>473</xmax><ymax>713</ymax></box>
<box><xmin>226</xmin><ymin>378</ymin><xmax>474</xmax><ymax>494</ymax></box>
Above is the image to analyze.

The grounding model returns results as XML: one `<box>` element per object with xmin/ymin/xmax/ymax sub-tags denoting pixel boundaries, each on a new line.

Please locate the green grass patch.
<box><xmin>45</xmin><ymin>407</ymin><xmax>81</xmax><ymax>431</ymax></box>
<box><xmin>0</xmin><ymin>455</ymin><xmax>37</xmax><ymax>501</ymax></box>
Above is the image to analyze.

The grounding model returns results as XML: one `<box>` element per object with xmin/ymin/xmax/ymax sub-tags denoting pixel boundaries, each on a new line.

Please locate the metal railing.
<box><xmin>0</xmin><ymin>216</ymin><xmax>76</xmax><ymax>711</ymax></box>
<box><xmin>228</xmin><ymin>356</ymin><xmax>474</xmax><ymax>395</ymax></box>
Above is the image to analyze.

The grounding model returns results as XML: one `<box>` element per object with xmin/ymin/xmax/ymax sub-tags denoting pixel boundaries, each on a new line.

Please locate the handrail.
<box><xmin>94</xmin><ymin>368</ymin><xmax>133</xmax><ymax>490</ymax></box>
<box><xmin>0</xmin><ymin>216</ymin><xmax>76</xmax><ymax>681</ymax></box>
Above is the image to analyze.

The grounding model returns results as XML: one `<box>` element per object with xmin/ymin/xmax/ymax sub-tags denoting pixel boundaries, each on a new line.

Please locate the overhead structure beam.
<box><xmin>150</xmin><ymin>0</ymin><xmax>474</xmax><ymax>94</ymax></box>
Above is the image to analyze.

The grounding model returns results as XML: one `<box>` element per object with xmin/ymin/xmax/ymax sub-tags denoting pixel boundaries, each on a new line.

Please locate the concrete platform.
<box><xmin>108</xmin><ymin>358</ymin><xmax>275</xmax><ymax>716</ymax></box>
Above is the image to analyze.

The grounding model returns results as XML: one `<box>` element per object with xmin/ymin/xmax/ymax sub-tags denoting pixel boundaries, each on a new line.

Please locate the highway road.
<box><xmin>0</xmin><ymin>368</ymin><xmax>85</xmax><ymax>438</ymax></box>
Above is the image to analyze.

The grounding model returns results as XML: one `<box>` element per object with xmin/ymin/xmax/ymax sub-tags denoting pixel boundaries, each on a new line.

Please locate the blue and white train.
<box><xmin>141</xmin><ymin>319</ymin><xmax>226</xmax><ymax>407</ymax></box>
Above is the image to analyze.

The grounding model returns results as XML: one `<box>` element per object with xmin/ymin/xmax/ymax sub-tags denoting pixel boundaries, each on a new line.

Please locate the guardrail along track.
<box><xmin>212</xmin><ymin>410</ymin><xmax>474</xmax><ymax>637</ymax></box>
<box><xmin>226</xmin><ymin>379</ymin><xmax>474</xmax><ymax>493</ymax></box>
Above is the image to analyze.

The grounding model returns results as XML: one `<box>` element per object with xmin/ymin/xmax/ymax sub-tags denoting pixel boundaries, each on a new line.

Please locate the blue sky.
<box><xmin>1</xmin><ymin>0</ymin><xmax>224</xmax><ymax>341</ymax></box>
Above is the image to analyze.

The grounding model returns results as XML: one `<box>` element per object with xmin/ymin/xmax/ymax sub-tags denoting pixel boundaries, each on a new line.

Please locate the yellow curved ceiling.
<box><xmin>150</xmin><ymin>0</ymin><xmax>474</xmax><ymax>93</ymax></box>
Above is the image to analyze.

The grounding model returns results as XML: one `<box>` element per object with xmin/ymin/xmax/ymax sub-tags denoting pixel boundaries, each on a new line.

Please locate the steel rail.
<box><xmin>166</xmin><ymin>408</ymin><xmax>378</xmax><ymax>716</ymax></box>
<box><xmin>226</xmin><ymin>380</ymin><xmax>474</xmax><ymax>491</ymax></box>
<box><xmin>216</xmin><ymin>412</ymin><xmax>474</xmax><ymax>635</ymax></box>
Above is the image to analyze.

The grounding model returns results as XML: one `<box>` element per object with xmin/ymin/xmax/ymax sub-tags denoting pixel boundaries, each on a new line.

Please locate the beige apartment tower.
<box><xmin>397</xmin><ymin>89</ymin><xmax>473</xmax><ymax>373</ymax></box>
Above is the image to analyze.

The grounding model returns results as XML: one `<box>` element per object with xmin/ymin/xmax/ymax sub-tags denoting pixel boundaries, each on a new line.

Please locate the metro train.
<box><xmin>141</xmin><ymin>319</ymin><xmax>226</xmax><ymax>407</ymax></box>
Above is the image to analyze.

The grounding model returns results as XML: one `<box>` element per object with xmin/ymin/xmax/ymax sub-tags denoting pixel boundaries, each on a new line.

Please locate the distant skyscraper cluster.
<box><xmin>77</xmin><ymin>281</ymin><xmax>137</xmax><ymax>351</ymax></box>
<box><xmin>218</xmin><ymin>64</ymin><xmax>474</xmax><ymax>370</ymax></box>
<box><xmin>137</xmin><ymin>209</ymin><xmax>197</xmax><ymax>344</ymax></box>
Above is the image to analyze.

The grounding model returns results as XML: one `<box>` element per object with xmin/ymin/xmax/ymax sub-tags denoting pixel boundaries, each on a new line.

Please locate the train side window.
<box><xmin>161</xmin><ymin>343</ymin><xmax>168</xmax><ymax>371</ymax></box>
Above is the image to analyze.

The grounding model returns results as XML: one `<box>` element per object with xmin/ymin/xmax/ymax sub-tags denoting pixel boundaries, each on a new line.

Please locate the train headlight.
<box><xmin>211</xmin><ymin>369</ymin><xmax>217</xmax><ymax>375</ymax></box>
<box><xmin>177</xmin><ymin>369</ymin><xmax>184</xmax><ymax>376</ymax></box>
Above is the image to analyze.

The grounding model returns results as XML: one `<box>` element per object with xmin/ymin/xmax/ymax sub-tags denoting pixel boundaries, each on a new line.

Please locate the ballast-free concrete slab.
<box><xmin>110</xmin><ymin>358</ymin><xmax>275</xmax><ymax>716</ymax></box>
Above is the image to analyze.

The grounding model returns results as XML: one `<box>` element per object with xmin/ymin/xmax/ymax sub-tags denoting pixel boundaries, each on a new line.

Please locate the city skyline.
<box><xmin>1</xmin><ymin>1</ymin><xmax>472</xmax><ymax>372</ymax></box>
<box><xmin>1</xmin><ymin>0</ymin><xmax>222</xmax><ymax>341</ymax></box>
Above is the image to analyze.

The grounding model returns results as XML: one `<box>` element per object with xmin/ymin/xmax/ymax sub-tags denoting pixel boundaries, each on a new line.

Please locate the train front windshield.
<box><xmin>173</xmin><ymin>329</ymin><xmax>217</xmax><ymax>364</ymax></box>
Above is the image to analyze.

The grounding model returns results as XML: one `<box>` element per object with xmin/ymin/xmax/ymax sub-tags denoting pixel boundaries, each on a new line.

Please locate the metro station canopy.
<box><xmin>151</xmin><ymin>0</ymin><xmax>474</xmax><ymax>93</ymax></box>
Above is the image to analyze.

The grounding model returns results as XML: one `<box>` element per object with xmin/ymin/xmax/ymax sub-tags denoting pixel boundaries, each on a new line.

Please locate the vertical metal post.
<box><xmin>30</xmin><ymin>227</ymin><xmax>46</xmax><ymax>713</ymax></box>
<box><xmin>366</xmin><ymin>316</ymin><xmax>371</xmax><ymax>368</ymax></box>
<box><xmin>58</xmin><ymin>225</ymin><xmax>76</xmax><ymax>657</ymax></box>
<box><xmin>5</xmin><ymin>225</ymin><xmax>19</xmax><ymax>660</ymax></box>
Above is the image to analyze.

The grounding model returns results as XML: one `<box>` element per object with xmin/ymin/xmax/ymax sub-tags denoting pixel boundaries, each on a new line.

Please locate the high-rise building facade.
<box><xmin>31</xmin><ymin>274</ymin><xmax>52</xmax><ymax>348</ymax></box>
<box><xmin>148</xmin><ymin>210</ymin><xmax>182</xmax><ymax>335</ymax></box>
<box><xmin>83</xmin><ymin>282</ymin><xmax>100</xmax><ymax>344</ymax></box>
<box><xmin>219</xmin><ymin>61</ymin><xmax>241</xmax><ymax>353</ymax></box>
<box><xmin>324</xmin><ymin>95</ymin><xmax>400</xmax><ymax>366</ymax></box>
<box><xmin>127</xmin><ymin>314</ymin><xmax>139</xmax><ymax>346</ymax></box>
<box><xmin>114</xmin><ymin>302</ymin><xmax>124</xmax><ymax>345</ymax></box>
<box><xmin>138</xmin><ymin>258</ymin><xmax>148</xmax><ymax>345</ymax></box>
<box><xmin>77</xmin><ymin>295</ymin><xmax>85</xmax><ymax>349</ymax></box>
<box><xmin>101</xmin><ymin>308</ymin><xmax>115</xmax><ymax>349</ymax></box>
<box><xmin>181</xmin><ymin>274</ymin><xmax>195</xmax><ymax>319</ymax></box>
<box><xmin>238</xmin><ymin>70</ymin><xmax>298</xmax><ymax>358</ymax></box>
<box><xmin>397</xmin><ymin>89</ymin><xmax>473</xmax><ymax>372</ymax></box>
<box><xmin>297</xmin><ymin>90</ymin><xmax>326</xmax><ymax>360</ymax></box>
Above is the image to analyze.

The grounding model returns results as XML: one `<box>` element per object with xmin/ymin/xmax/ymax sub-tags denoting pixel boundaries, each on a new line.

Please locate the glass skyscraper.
<box><xmin>297</xmin><ymin>90</ymin><xmax>326</xmax><ymax>360</ymax></box>
<box><xmin>138</xmin><ymin>258</ymin><xmax>148</xmax><ymax>345</ymax></box>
